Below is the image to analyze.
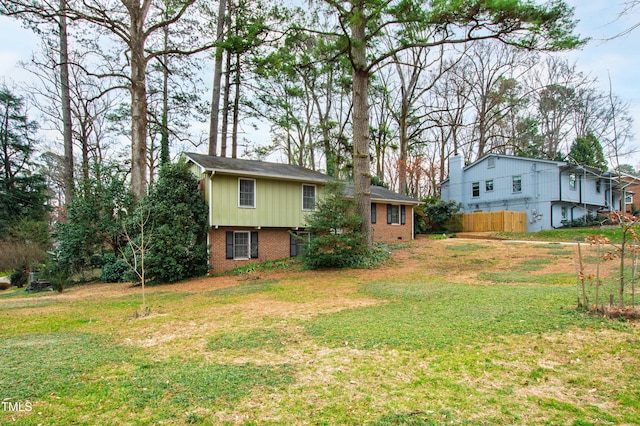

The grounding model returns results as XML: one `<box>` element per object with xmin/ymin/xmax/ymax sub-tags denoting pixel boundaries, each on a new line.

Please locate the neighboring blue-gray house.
<box><xmin>440</xmin><ymin>154</ymin><xmax>627</xmax><ymax>232</ymax></box>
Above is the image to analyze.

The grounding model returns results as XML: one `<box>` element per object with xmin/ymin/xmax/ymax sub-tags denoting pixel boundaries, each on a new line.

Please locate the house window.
<box><xmin>472</xmin><ymin>182</ymin><xmax>480</xmax><ymax>197</ymax></box>
<box><xmin>302</xmin><ymin>184</ymin><xmax>316</xmax><ymax>211</ymax></box>
<box><xmin>226</xmin><ymin>231</ymin><xmax>259</xmax><ymax>260</ymax></box>
<box><xmin>569</xmin><ymin>173</ymin><xmax>577</xmax><ymax>191</ymax></box>
<box><xmin>596</xmin><ymin>179</ymin><xmax>601</xmax><ymax>194</ymax></box>
<box><xmin>371</xmin><ymin>203</ymin><xmax>377</xmax><ymax>224</ymax></box>
<box><xmin>561</xmin><ymin>207</ymin><xmax>568</xmax><ymax>220</ymax></box>
<box><xmin>512</xmin><ymin>176</ymin><xmax>522</xmax><ymax>193</ymax></box>
<box><xmin>391</xmin><ymin>205</ymin><xmax>400</xmax><ymax>224</ymax></box>
<box><xmin>290</xmin><ymin>232</ymin><xmax>310</xmax><ymax>257</ymax></box>
<box><xmin>487</xmin><ymin>157</ymin><xmax>495</xmax><ymax>168</ymax></box>
<box><xmin>485</xmin><ymin>180</ymin><xmax>494</xmax><ymax>192</ymax></box>
<box><xmin>239</xmin><ymin>178</ymin><xmax>255</xmax><ymax>208</ymax></box>
<box><xmin>234</xmin><ymin>231</ymin><xmax>250</xmax><ymax>259</ymax></box>
<box><xmin>387</xmin><ymin>205</ymin><xmax>406</xmax><ymax>225</ymax></box>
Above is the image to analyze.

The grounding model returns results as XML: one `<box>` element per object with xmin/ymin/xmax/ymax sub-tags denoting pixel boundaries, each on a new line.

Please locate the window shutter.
<box><xmin>401</xmin><ymin>205</ymin><xmax>406</xmax><ymax>225</ymax></box>
<box><xmin>290</xmin><ymin>232</ymin><xmax>297</xmax><ymax>257</ymax></box>
<box><xmin>387</xmin><ymin>204</ymin><xmax>392</xmax><ymax>224</ymax></box>
<box><xmin>371</xmin><ymin>203</ymin><xmax>377</xmax><ymax>224</ymax></box>
<box><xmin>251</xmin><ymin>231</ymin><xmax>259</xmax><ymax>258</ymax></box>
<box><xmin>225</xmin><ymin>232</ymin><xmax>234</xmax><ymax>259</ymax></box>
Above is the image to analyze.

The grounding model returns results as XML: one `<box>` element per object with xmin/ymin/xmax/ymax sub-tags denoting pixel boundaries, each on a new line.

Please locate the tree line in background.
<box><xmin>0</xmin><ymin>0</ymin><xmax>637</xmax><ymax>281</ymax></box>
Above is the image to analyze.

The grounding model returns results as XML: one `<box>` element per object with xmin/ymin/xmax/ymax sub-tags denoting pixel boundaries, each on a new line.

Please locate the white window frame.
<box><xmin>472</xmin><ymin>182</ymin><xmax>480</xmax><ymax>198</ymax></box>
<box><xmin>512</xmin><ymin>175</ymin><xmax>522</xmax><ymax>193</ymax></box>
<box><xmin>485</xmin><ymin>179</ymin><xmax>494</xmax><ymax>192</ymax></box>
<box><xmin>302</xmin><ymin>184</ymin><xmax>316</xmax><ymax>211</ymax></box>
<box><xmin>238</xmin><ymin>178</ymin><xmax>256</xmax><ymax>208</ymax></box>
<box><xmin>233</xmin><ymin>231</ymin><xmax>251</xmax><ymax>260</ymax></box>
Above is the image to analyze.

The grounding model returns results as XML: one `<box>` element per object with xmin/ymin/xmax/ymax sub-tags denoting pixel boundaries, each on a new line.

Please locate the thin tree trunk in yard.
<box><xmin>208</xmin><ymin>0</ymin><xmax>227</xmax><ymax>156</ymax></box>
<box><xmin>351</xmin><ymin>3</ymin><xmax>372</xmax><ymax>246</ymax></box>
<box><xmin>59</xmin><ymin>0</ymin><xmax>74</xmax><ymax>204</ymax></box>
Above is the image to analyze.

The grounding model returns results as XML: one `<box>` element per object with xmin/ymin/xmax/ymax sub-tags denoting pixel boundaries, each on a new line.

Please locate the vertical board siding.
<box><xmin>208</xmin><ymin>174</ymin><xmax>317</xmax><ymax>227</ymax></box>
<box><xmin>458</xmin><ymin>211</ymin><xmax>527</xmax><ymax>232</ymax></box>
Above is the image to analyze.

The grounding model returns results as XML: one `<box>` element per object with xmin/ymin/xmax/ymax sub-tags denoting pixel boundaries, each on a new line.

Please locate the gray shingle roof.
<box><xmin>344</xmin><ymin>184</ymin><xmax>420</xmax><ymax>205</ymax></box>
<box><xmin>184</xmin><ymin>152</ymin><xmax>332</xmax><ymax>183</ymax></box>
<box><xmin>184</xmin><ymin>152</ymin><xmax>420</xmax><ymax>205</ymax></box>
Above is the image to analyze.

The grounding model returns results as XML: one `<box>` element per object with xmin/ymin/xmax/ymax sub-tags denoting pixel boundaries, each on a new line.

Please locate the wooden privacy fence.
<box><xmin>458</xmin><ymin>211</ymin><xmax>527</xmax><ymax>232</ymax></box>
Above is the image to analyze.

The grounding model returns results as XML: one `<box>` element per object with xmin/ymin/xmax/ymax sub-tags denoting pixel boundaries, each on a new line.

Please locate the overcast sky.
<box><xmin>1</xmin><ymin>1</ymin><xmax>639</xmax><ymax>165</ymax></box>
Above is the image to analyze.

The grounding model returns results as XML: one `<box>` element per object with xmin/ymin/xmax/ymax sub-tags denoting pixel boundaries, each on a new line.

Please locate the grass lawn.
<box><xmin>495</xmin><ymin>226</ymin><xmax>637</xmax><ymax>244</ymax></box>
<box><xmin>1</xmin><ymin>237</ymin><xmax>639</xmax><ymax>425</ymax></box>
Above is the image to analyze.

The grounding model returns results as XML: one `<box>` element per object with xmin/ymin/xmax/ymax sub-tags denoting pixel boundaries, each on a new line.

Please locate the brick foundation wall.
<box><xmin>209</xmin><ymin>204</ymin><xmax>414</xmax><ymax>272</ymax></box>
<box><xmin>209</xmin><ymin>227</ymin><xmax>293</xmax><ymax>272</ymax></box>
<box><xmin>371</xmin><ymin>204</ymin><xmax>413</xmax><ymax>243</ymax></box>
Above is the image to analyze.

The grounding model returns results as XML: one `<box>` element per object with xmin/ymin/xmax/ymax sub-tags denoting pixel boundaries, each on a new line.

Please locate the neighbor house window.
<box><xmin>302</xmin><ymin>184</ymin><xmax>316</xmax><ymax>210</ymax></box>
<box><xmin>569</xmin><ymin>173</ymin><xmax>577</xmax><ymax>191</ymax></box>
<box><xmin>485</xmin><ymin>180</ymin><xmax>494</xmax><ymax>192</ymax></box>
<box><xmin>472</xmin><ymin>182</ymin><xmax>480</xmax><ymax>197</ymax></box>
<box><xmin>238</xmin><ymin>178</ymin><xmax>256</xmax><ymax>208</ymax></box>
<box><xmin>596</xmin><ymin>179</ymin><xmax>601</xmax><ymax>194</ymax></box>
<box><xmin>561</xmin><ymin>207</ymin><xmax>568</xmax><ymax>220</ymax></box>
<box><xmin>226</xmin><ymin>231</ymin><xmax>259</xmax><ymax>260</ymax></box>
<box><xmin>512</xmin><ymin>176</ymin><xmax>522</xmax><ymax>193</ymax></box>
<box><xmin>487</xmin><ymin>157</ymin><xmax>495</xmax><ymax>168</ymax></box>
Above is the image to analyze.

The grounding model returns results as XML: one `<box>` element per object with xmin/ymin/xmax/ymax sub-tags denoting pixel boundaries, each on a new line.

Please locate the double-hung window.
<box><xmin>302</xmin><ymin>184</ymin><xmax>316</xmax><ymax>211</ymax></box>
<box><xmin>226</xmin><ymin>231</ymin><xmax>259</xmax><ymax>260</ymax></box>
<box><xmin>512</xmin><ymin>176</ymin><xmax>522</xmax><ymax>193</ymax></box>
<box><xmin>239</xmin><ymin>178</ymin><xmax>255</xmax><ymax>208</ymax></box>
<box><xmin>233</xmin><ymin>231</ymin><xmax>250</xmax><ymax>259</ymax></box>
<box><xmin>387</xmin><ymin>205</ymin><xmax>406</xmax><ymax>225</ymax></box>
<box><xmin>472</xmin><ymin>182</ymin><xmax>480</xmax><ymax>197</ymax></box>
<box><xmin>569</xmin><ymin>173</ymin><xmax>577</xmax><ymax>191</ymax></box>
<box><xmin>485</xmin><ymin>180</ymin><xmax>494</xmax><ymax>192</ymax></box>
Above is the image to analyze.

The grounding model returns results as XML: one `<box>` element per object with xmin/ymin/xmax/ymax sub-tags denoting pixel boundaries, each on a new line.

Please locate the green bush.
<box><xmin>9</xmin><ymin>264</ymin><xmax>27</xmax><ymax>288</ymax></box>
<box><xmin>301</xmin><ymin>182</ymin><xmax>368</xmax><ymax>269</ymax></box>
<box><xmin>561</xmin><ymin>213</ymin><xmax>609</xmax><ymax>228</ymax></box>
<box><xmin>100</xmin><ymin>254</ymin><xmax>129</xmax><ymax>283</ymax></box>
<box><xmin>420</xmin><ymin>197</ymin><xmax>463</xmax><ymax>233</ymax></box>
<box><xmin>125</xmin><ymin>159</ymin><xmax>209</xmax><ymax>284</ymax></box>
<box><xmin>38</xmin><ymin>255</ymin><xmax>69</xmax><ymax>293</ymax></box>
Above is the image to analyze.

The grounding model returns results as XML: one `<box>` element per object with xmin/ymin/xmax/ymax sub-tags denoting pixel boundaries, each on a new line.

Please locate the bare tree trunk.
<box><xmin>231</xmin><ymin>51</ymin><xmax>240</xmax><ymax>159</ymax></box>
<box><xmin>59</xmin><ymin>0</ymin><xmax>74</xmax><ymax>203</ymax></box>
<box><xmin>351</xmin><ymin>4</ymin><xmax>372</xmax><ymax>246</ymax></box>
<box><xmin>129</xmin><ymin>4</ymin><xmax>149</xmax><ymax>199</ymax></box>
<box><xmin>160</xmin><ymin>26</ymin><xmax>170</xmax><ymax>165</ymax></box>
<box><xmin>208</xmin><ymin>0</ymin><xmax>227</xmax><ymax>156</ymax></box>
<box><xmin>220</xmin><ymin>49</ymin><xmax>232</xmax><ymax>157</ymax></box>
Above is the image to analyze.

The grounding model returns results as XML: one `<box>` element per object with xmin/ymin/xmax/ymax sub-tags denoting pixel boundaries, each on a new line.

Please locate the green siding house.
<box><xmin>184</xmin><ymin>152</ymin><xmax>419</xmax><ymax>272</ymax></box>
